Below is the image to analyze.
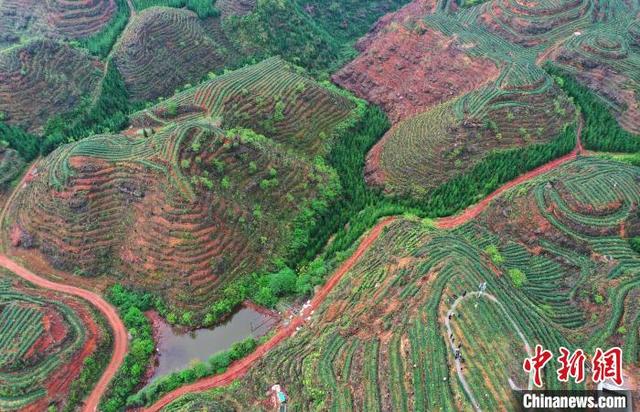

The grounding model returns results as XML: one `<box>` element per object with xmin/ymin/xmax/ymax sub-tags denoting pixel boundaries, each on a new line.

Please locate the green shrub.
<box><xmin>484</xmin><ymin>245</ymin><xmax>505</xmax><ymax>265</ymax></box>
<box><xmin>507</xmin><ymin>268</ymin><xmax>527</xmax><ymax>288</ymax></box>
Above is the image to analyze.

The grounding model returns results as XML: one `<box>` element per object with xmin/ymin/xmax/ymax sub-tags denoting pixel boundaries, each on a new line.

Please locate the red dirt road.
<box><xmin>436</xmin><ymin>118</ymin><xmax>583</xmax><ymax>229</ymax></box>
<box><xmin>142</xmin><ymin>216</ymin><xmax>397</xmax><ymax>412</ymax></box>
<box><xmin>0</xmin><ymin>163</ymin><xmax>128</xmax><ymax>412</ymax></box>
<box><xmin>0</xmin><ymin>255</ymin><xmax>128</xmax><ymax>412</ymax></box>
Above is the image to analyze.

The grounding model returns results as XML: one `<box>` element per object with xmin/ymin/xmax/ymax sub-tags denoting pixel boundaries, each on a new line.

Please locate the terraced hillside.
<box><xmin>0</xmin><ymin>39</ymin><xmax>103</xmax><ymax>132</ymax></box>
<box><xmin>131</xmin><ymin>57</ymin><xmax>356</xmax><ymax>157</ymax></box>
<box><xmin>366</xmin><ymin>77</ymin><xmax>575</xmax><ymax>196</ymax></box>
<box><xmin>0</xmin><ymin>270</ymin><xmax>107</xmax><ymax>411</ymax></box>
<box><xmin>0</xmin><ymin>0</ymin><xmax>413</xmax><ymax>158</ymax></box>
<box><xmin>552</xmin><ymin>25</ymin><xmax>640</xmax><ymax>134</ymax></box>
<box><xmin>113</xmin><ymin>7</ymin><xmax>228</xmax><ymax>101</ymax></box>
<box><xmin>0</xmin><ymin>0</ymin><xmax>118</xmax><ymax>48</ymax></box>
<box><xmin>160</xmin><ymin>157</ymin><xmax>640</xmax><ymax>411</ymax></box>
<box><xmin>477</xmin><ymin>0</ymin><xmax>593</xmax><ymax>47</ymax></box>
<box><xmin>337</xmin><ymin>0</ymin><xmax>640</xmax><ymax>199</ymax></box>
<box><xmin>333</xmin><ymin>0</ymin><xmax>500</xmax><ymax>123</ymax></box>
<box><xmin>6</xmin><ymin>59</ymin><xmax>356</xmax><ymax>313</ymax></box>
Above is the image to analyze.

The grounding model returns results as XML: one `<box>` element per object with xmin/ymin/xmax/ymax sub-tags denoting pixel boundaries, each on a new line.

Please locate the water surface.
<box><xmin>151</xmin><ymin>307</ymin><xmax>276</xmax><ymax>381</ymax></box>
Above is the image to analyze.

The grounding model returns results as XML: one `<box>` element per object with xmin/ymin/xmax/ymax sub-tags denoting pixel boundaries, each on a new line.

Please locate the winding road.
<box><xmin>0</xmin><ymin>256</ymin><xmax>128</xmax><ymax>412</ymax></box>
<box><xmin>0</xmin><ymin>115</ymin><xmax>583</xmax><ymax>411</ymax></box>
<box><xmin>0</xmin><ymin>164</ymin><xmax>128</xmax><ymax>412</ymax></box>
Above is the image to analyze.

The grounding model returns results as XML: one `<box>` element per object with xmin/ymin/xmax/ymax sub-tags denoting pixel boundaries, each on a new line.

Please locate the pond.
<box><xmin>149</xmin><ymin>306</ymin><xmax>277</xmax><ymax>382</ymax></box>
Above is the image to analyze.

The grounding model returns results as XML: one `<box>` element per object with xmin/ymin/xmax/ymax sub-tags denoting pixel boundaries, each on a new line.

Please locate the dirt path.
<box><xmin>0</xmin><ymin>162</ymin><xmax>128</xmax><ymax>412</ymax></box>
<box><xmin>437</xmin><ymin>116</ymin><xmax>583</xmax><ymax>229</ymax></box>
<box><xmin>444</xmin><ymin>292</ymin><xmax>534</xmax><ymax>411</ymax></box>
<box><xmin>141</xmin><ymin>216</ymin><xmax>397</xmax><ymax>412</ymax></box>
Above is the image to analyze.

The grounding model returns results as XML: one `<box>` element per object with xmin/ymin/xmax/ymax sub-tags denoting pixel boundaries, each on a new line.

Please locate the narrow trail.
<box><xmin>141</xmin><ymin>217</ymin><xmax>396</xmax><ymax>412</ymax></box>
<box><xmin>444</xmin><ymin>292</ymin><xmax>534</xmax><ymax>412</ymax></box>
<box><xmin>0</xmin><ymin>163</ymin><xmax>128</xmax><ymax>412</ymax></box>
<box><xmin>436</xmin><ymin>117</ymin><xmax>583</xmax><ymax>229</ymax></box>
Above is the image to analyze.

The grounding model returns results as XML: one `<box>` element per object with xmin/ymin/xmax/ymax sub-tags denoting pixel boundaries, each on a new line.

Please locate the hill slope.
<box><xmin>0</xmin><ymin>0</ymin><xmax>118</xmax><ymax>48</ymax></box>
<box><xmin>7</xmin><ymin>59</ymin><xmax>357</xmax><ymax>312</ymax></box>
<box><xmin>113</xmin><ymin>7</ymin><xmax>228</xmax><ymax>101</ymax></box>
<box><xmin>0</xmin><ymin>39</ymin><xmax>102</xmax><ymax>132</ymax></box>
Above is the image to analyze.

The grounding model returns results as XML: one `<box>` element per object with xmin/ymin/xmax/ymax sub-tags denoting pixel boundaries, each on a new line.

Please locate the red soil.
<box><xmin>332</xmin><ymin>0</ymin><xmax>500</xmax><ymax>123</ymax></box>
<box><xmin>36</xmin><ymin>299</ymin><xmax>101</xmax><ymax>412</ymax></box>
<box><xmin>141</xmin><ymin>216</ymin><xmax>397</xmax><ymax>412</ymax></box>
<box><xmin>22</xmin><ymin>308</ymin><xmax>69</xmax><ymax>360</ymax></box>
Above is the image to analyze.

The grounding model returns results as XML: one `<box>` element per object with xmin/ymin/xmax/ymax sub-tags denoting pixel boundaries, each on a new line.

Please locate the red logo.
<box><xmin>523</xmin><ymin>346</ymin><xmax>624</xmax><ymax>387</ymax></box>
<box><xmin>592</xmin><ymin>347</ymin><xmax>623</xmax><ymax>386</ymax></box>
<box><xmin>557</xmin><ymin>347</ymin><xmax>586</xmax><ymax>383</ymax></box>
<box><xmin>523</xmin><ymin>344</ymin><xmax>554</xmax><ymax>388</ymax></box>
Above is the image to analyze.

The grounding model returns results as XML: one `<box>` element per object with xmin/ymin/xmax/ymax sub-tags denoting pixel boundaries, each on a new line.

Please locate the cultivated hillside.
<box><xmin>0</xmin><ymin>271</ymin><xmax>107</xmax><ymax>411</ymax></box>
<box><xmin>7</xmin><ymin>59</ymin><xmax>357</xmax><ymax>312</ymax></box>
<box><xmin>552</xmin><ymin>26</ymin><xmax>640</xmax><ymax>134</ymax></box>
<box><xmin>131</xmin><ymin>57</ymin><xmax>356</xmax><ymax>157</ymax></box>
<box><xmin>0</xmin><ymin>0</ymin><xmax>118</xmax><ymax>48</ymax></box>
<box><xmin>0</xmin><ymin>39</ymin><xmax>102</xmax><ymax>132</ymax></box>
<box><xmin>160</xmin><ymin>157</ymin><xmax>640</xmax><ymax>411</ymax></box>
<box><xmin>113</xmin><ymin>7</ymin><xmax>228</xmax><ymax>101</ymax></box>
<box><xmin>335</xmin><ymin>0</ymin><xmax>640</xmax><ymax>199</ymax></box>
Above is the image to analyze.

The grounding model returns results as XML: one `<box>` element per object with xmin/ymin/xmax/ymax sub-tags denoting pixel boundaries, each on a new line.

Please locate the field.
<box><xmin>0</xmin><ymin>39</ymin><xmax>103</xmax><ymax>132</ymax></box>
<box><xmin>5</xmin><ymin>58</ymin><xmax>357</xmax><ymax>315</ymax></box>
<box><xmin>160</xmin><ymin>156</ymin><xmax>640</xmax><ymax>411</ymax></box>
<box><xmin>0</xmin><ymin>270</ymin><xmax>107</xmax><ymax>411</ymax></box>
<box><xmin>0</xmin><ymin>0</ymin><xmax>118</xmax><ymax>49</ymax></box>
<box><xmin>112</xmin><ymin>7</ymin><xmax>228</xmax><ymax>101</ymax></box>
